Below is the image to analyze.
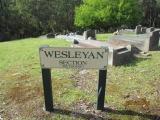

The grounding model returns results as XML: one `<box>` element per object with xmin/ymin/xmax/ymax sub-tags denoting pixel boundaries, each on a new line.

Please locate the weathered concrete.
<box><xmin>120</xmin><ymin>29</ymin><xmax>135</xmax><ymax>34</ymax></box>
<box><xmin>108</xmin><ymin>47</ymin><xmax>132</xmax><ymax>66</ymax></box>
<box><xmin>149</xmin><ymin>29</ymin><xmax>160</xmax><ymax>50</ymax></box>
<box><xmin>110</xmin><ymin>34</ymin><xmax>148</xmax><ymax>52</ymax></box>
<box><xmin>135</xmin><ymin>25</ymin><xmax>147</xmax><ymax>34</ymax></box>
<box><xmin>110</xmin><ymin>29</ymin><xmax>160</xmax><ymax>52</ymax></box>
<box><xmin>107</xmin><ymin>40</ymin><xmax>132</xmax><ymax>66</ymax></box>
<box><xmin>47</xmin><ymin>33</ymin><xmax>55</xmax><ymax>38</ymax></box>
<box><xmin>141</xmin><ymin>27</ymin><xmax>147</xmax><ymax>34</ymax></box>
<box><xmin>146</xmin><ymin>27</ymin><xmax>155</xmax><ymax>33</ymax></box>
<box><xmin>55</xmin><ymin>27</ymin><xmax>160</xmax><ymax>66</ymax></box>
<box><xmin>72</xmin><ymin>39</ymin><xmax>132</xmax><ymax>66</ymax></box>
<box><xmin>135</xmin><ymin>25</ymin><xmax>142</xmax><ymax>34</ymax></box>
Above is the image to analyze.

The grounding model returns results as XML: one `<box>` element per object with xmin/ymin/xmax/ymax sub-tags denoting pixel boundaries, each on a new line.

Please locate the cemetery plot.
<box><xmin>1</xmin><ymin>38</ymin><xmax>160</xmax><ymax>120</ymax></box>
<box><xmin>57</xmin><ymin>26</ymin><xmax>160</xmax><ymax>66</ymax></box>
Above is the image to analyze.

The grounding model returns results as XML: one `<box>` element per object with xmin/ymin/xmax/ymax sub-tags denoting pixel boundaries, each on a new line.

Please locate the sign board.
<box><xmin>39</xmin><ymin>47</ymin><xmax>108</xmax><ymax>69</ymax></box>
<box><xmin>39</xmin><ymin>46</ymin><xmax>108</xmax><ymax>112</ymax></box>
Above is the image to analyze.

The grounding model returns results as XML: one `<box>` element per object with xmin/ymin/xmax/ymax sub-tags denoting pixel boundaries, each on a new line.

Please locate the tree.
<box><xmin>156</xmin><ymin>0</ymin><xmax>160</xmax><ymax>27</ymax></box>
<box><xmin>141</xmin><ymin>0</ymin><xmax>158</xmax><ymax>27</ymax></box>
<box><xmin>74</xmin><ymin>0</ymin><xmax>142</xmax><ymax>30</ymax></box>
<box><xmin>0</xmin><ymin>0</ymin><xmax>82</xmax><ymax>41</ymax></box>
<box><xmin>0</xmin><ymin>0</ymin><xmax>40</xmax><ymax>41</ymax></box>
<box><xmin>25</xmin><ymin>0</ymin><xmax>82</xmax><ymax>33</ymax></box>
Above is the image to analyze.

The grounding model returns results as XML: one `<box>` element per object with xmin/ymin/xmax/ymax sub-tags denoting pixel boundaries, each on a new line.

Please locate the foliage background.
<box><xmin>0</xmin><ymin>0</ymin><xmax>160</xmax><ymax>41</ymax></box>
<box><xmin>74</xmin><ymin>0</ymin><xmax>142</xmax><ymax>29</ymax></box>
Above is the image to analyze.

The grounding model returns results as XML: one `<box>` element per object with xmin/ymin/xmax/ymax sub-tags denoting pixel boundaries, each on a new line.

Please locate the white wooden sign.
<box><xmin>39</xmin><ymin>47</ymin><xmax>108</xmax><ymax>69</ymax></box>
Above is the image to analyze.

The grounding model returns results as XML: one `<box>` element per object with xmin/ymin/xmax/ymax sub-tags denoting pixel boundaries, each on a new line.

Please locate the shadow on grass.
<box><xmin>104</xmin><ymin>107</ymin><xmax>160</xmax><ymax>120</ymax></box>
<box><xmin>52</xmin><ymin>108</ymin><xmax>109</xmax><ymax>119</ymax></box>
<box><xmin>50</xmin><ymin>107</ymin><xmax>160</xmax><ymax>120</ymax></box>
<box><xmin>120</xmin><ymin>46</ymin><xmax>160</xmax><ymax>67</ymax></box>
<box><xmin>120</xmin><ymin>57</ymin><xmax>151</xmax><ymax>67</ymax></box>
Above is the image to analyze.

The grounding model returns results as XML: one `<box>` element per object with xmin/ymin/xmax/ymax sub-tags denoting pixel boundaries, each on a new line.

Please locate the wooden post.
<box><xmin>97</xmin><ymin>69</ymin><xmax>107</xmax><ymax>110</ymax></box>
<box><xmin>41</xmin><ymin>68</ymin><xmax>53</xmax><ymax>112</ymax></box>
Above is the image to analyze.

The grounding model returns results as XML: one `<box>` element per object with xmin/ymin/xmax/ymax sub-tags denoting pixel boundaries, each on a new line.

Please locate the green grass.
<box><xmin>96</xmin><ymin>33</ymin><xmax>113</xmax><ymax>41</ymax></box>
<box><xmin>0</xmin><ymin>38</ymin><xmax>160</xmax><ymax>120</ymax></box>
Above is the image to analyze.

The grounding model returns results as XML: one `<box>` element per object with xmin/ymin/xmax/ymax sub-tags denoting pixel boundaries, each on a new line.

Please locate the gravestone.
<box><xmin>141</xmin><ymin>27</ymin><xmax>147</xmax><ymax>34</ymax></box>
<box><xmin>147</xmin><ymin>27</ymin><xmax>155</xmax><ymax>33</ymax></box>
<box><xmin>75</xmin><ymin>31</ymin><xmax>83</xmax><ymax>35</ymax></box>
<box><xmin>83</xmin><ymin>29</ymin><xmax>96</xmax><ymax>40</ymax></box>
<box><xmin>148</xmin><ymin>29</ymin><xmax>160</xmax><ymax>50</ymax></box>
<box><xmin>83</xmin><ymin>31</ymin><xmax>88</xmax><ymax>40</ymax></box>
<box><xmin>47</xmin><ymin>33</ymin><xmax>55</xmax><ymax>38</ymax></box>
<box><xmin>150</xmin><ymin>27</ymin><xmax>155</xmax><ymax>32</ymax></box>
<box><xmin>135</xmin><ymin>25</ymin><xmax>142</xmax><ymax>34</ymax></box>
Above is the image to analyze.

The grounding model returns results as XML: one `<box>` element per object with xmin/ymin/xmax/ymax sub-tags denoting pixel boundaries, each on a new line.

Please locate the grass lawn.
<box><xmin>0</xmin><ymin>38</ymin><xmax>160</xmax><ymax>120</ymax></box>
<box><xmin>96</xmin><ymin>33</ymin><xmax>113</xmax><ymax>41</ymax></box>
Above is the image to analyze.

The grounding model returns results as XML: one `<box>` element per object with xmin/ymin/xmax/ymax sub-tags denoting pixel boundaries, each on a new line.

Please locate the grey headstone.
<box><xmin>148</xmin><ymin>29</ymin><xmax>160</xmax><ymax>50</ymax></box>
<box><xmin>135</xmin><ymin>25</ymin><xmax>142</xmax><ymax>34</ymax></box>
<box><xmin>47</xmin><ymin>33</ymin><xmax>55</xmax><ymax>38</ymax></box>
<box><xmin>150</xmin><ymin>27</ymin><xmax>155</xmax><ymax>32</ymax></box>
<box><xmin>83</xmin><ymin>29</ymin><xmax>96</xmax><ymax>40</ymax></box>
<box><xmin>141</xmin><ymin>27</ymin><xmax>147</xmax><ymax>34</ymax></box>
<box><xmin>83</xmin><ymin>31</ymin><xmax>88</xmax><ymax>40</ymax></box>
<box><xmin>147</xmin><ymin>27</ymin><xmax>155</xmax><ymax>33</ymax></box>
<box><xmin>73</xmin><ymin>39</ymin><xmax>79</xmax><ymax>44</ymax></box>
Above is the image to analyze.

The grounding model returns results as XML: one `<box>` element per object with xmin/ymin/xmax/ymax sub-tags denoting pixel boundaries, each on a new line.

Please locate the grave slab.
<box><xmin>72</xmin><ymin>39</ymin><xmax>132</xmax><ymax>66</ymax></box>
<box><xmin>110</xmin><ymin>30</ymin><xmax>160</xmax><ymax>52</ymax></box>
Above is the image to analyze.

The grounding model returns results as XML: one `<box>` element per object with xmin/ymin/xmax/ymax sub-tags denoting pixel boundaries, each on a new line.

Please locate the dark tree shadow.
<box><xmin>49</xmin><ymin>107</ymin><xmax>160</xmax><ymax>120</ymax></box>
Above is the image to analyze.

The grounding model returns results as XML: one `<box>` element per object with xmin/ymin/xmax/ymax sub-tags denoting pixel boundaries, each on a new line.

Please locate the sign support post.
<box><xmin>97</xmin><ymin>69</ymin><xmax>107</xmax><ymax>110</ymax></box>
<box><xmin>41</xmin><ymin>68</ymin><xmax>53</xmax><ymax>112</ymax></box>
